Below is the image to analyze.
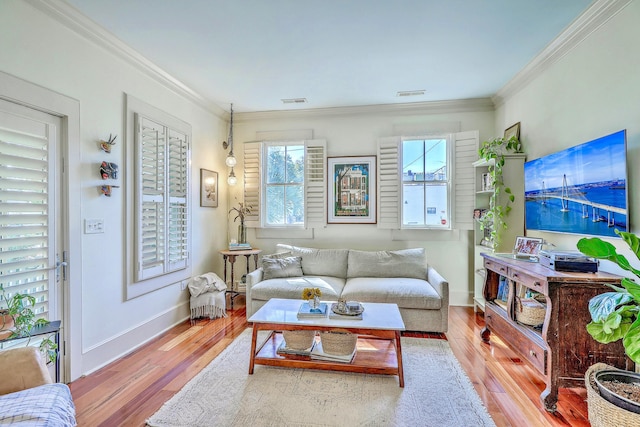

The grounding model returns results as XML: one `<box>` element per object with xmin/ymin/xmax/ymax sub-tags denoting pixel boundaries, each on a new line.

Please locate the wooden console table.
<box><xmin>220</xmin><ymin>248</ymin><xmax>261</xmax><ymax>308</ymax></box>
<box><xmin>479</xmin><ymin>253</ymin><xmax>632</xmax><ymax>412</ymax></box>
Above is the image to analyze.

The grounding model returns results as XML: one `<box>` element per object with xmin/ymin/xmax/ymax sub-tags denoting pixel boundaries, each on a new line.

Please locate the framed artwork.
<box><xmin>504</xmin><ymin>122</ymin><xmax>521</xmax><ymax>141</ymax></box>
<box><xmin>200</xmin><ymin>169</ymin><xmax>218</xmax><ymax>207</ymax></box>
<box><xmin>513</xmin><ymin>236</ymin><xmax>543</xmax><ymax>257</ymax></box>
<box><xmin>327</xmin><ymin>156</ymin><xmax>376</xmax><ymax>224</ymax></box>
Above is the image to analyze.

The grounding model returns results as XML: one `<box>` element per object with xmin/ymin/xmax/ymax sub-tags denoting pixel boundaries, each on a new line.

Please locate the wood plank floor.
<box><xmin>69</xmin><ymin>300</ymin><xmax>590</xmax><ymax>426</ymax></box>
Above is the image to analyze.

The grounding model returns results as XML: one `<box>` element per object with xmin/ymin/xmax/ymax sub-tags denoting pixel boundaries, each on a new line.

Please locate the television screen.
<box><xmin>524</xmin><ymin>130</ymin><xmax>628</xmax><ymax>238</ymax></box>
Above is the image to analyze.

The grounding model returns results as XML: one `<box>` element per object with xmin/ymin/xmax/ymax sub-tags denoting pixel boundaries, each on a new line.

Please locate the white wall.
<box><xmin>0</xmin><ymin>1</ymin><xmax>230</xmax><ymax>377</ymax></box>
<box><xmin>495</xmin><ymin>1</ymin><xmax>640</xmax><ymax>268</ymax></box>
<box><xmin>233</xmin><ymin>105</ymin><xmax>496</xmax><ymax>306</ymax></box>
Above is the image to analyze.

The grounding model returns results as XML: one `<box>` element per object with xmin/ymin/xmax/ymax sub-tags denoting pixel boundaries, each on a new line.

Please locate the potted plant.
<box><xmin>477</xmin><ymin>135</ymin><xmax>522</xmax><ymax>249</ymax></box>
<box><xmin>577</xmin><ymin>229</ymin><xmax>640</xmax><ymax>411</ymax></box>
<box><xmin>0</xmin><ymin>285</ymin><xmax>58</xmax><ymax>364</ymax></box>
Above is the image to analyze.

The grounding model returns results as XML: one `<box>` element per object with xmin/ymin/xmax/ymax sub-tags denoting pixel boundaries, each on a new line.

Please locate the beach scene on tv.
<box><xmin>524</xmin><ymin>130</ymin><xmax>627</xmax><ymax>238</ymax></box>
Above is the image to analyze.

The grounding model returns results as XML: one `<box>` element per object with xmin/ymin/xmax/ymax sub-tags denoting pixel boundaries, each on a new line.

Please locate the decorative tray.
<box><xmin>331</xmin><ymin>302</ymin><xmax>365</xmax><ymax>316</ymax></box>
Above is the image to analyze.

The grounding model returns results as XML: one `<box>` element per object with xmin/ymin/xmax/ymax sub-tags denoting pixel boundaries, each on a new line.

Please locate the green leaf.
<box><xmin>589</xmin><ymin>291</ymin><xmax>634</xmax><ymax>322</ymax></box>
<box><xmin>587</xmin><ymin>316</ymin><xmax>631</xmax><ymax>344</ymax></box>
<box><xmin>623</xmin><ymin>316</ymin><xmax>640</xmax><ymax>365</ymax></box>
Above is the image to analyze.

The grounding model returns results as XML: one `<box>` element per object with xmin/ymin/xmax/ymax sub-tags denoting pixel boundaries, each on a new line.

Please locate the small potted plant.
<box><xmin>477</xmin><ymin>135</ymin><xmax>522</xmax><ymax>249</ymax></box>
<box><xmin>577</xmin><ymin>230</ymin><xmax>640</xmax><ymax>412</ymax></box>
<box><xmin>0</xmin><ymin>285</ymin><xmax>58</xmax><ymax>364</ymax></box>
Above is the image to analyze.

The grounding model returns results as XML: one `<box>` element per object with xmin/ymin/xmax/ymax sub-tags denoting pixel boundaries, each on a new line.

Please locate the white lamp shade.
<box><xmin>225</xmin><ymin>154</ymin><xmax>237</xmax><ymax>167</ymax></box>
<box><xmin>227</xmin><ymin>174</ymin><xmax>237</xmax><ymax>186</ymax></box>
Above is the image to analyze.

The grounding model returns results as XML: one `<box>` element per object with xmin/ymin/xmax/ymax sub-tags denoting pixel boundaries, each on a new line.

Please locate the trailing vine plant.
<box><xmin>477</xmin><ymin>135</ymin><xmax>522</xmax><ymax>250</ymax></box>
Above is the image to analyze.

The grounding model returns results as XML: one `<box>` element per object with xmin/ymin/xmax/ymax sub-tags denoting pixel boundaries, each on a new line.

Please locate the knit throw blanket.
<box><xmin>189</xmin><ymin>273</ymin><xmax>227</xmax><ymax>319</ymax></box>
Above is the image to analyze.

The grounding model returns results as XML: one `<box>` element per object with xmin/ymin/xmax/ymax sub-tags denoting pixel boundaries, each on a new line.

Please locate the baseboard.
<box><xmin>450</xmin><ymin>290</ymin><xmax>473</xmax><ymax>307</ymax></box>
<box><xmin>79</xmin><ymin>301</ymin><xmax>190</xmax><ymax>377</ymax></box>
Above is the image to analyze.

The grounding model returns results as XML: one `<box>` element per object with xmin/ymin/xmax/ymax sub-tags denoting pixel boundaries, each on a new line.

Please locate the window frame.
<box><xmin>262</xmin><ymin>141</ymin><xmax>305</xmax><ymax>228</ymax></box>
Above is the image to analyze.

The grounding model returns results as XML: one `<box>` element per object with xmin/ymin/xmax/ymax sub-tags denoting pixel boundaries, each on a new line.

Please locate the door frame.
<box><xmin>0</xmin><ymin>71</ymin><xmax>82</xmax><ymax>382</ymax></box>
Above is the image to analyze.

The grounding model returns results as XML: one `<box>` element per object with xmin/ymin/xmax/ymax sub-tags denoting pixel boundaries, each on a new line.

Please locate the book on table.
<box><xmin>297</xmin><ymin>302</ymin><xmax>328</xmax><ymax>318</ymax></box>
<box><xmin>228</xmin><ymin>243</ymin><xmax>252</xmax><ymax>251</ymax></box>
<box><xmin>310</xmin><ymin>340</ymin><xmax>356</xmax><ymax>363</ymax></box>
<box><xmin>276</xmin><ymin>339</ymin><xmax>316</xmax><ymax>356</ymax></box>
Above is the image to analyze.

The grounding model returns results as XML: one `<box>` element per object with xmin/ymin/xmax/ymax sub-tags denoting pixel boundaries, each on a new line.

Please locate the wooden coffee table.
<box><xmin>247</xmin><ymin>298</ymin><xmax>406</xmax><ymax>386</ymax></box>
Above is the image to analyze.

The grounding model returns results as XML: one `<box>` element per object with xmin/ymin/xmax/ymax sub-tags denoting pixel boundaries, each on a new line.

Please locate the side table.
<box><xmin>220</xmin><ymin>248</ymin><xmax>262</xmax><ymax>309</ymax></box>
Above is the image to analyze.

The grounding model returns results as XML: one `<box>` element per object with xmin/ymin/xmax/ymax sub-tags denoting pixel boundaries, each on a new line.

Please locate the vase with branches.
<box><xmin>229</xmin><ymin>200</ymin><xmax>252</xmax><ymax>244</ymax></box>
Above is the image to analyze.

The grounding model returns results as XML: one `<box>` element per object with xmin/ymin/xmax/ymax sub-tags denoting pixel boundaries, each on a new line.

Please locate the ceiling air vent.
<box><xmin>396</xmin><ymin>90</ymin><xmax>425</xmax><ymax>97</ymax></box>
<box><xmin>281</xmin><ymin>98</ymin><xmax>307</xmax><ymax>104</ymax></box>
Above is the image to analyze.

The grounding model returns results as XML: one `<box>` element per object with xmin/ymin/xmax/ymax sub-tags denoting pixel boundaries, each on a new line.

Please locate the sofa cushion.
<box><xmin>347</xmin><ymin>248</ymin><xmax>426</xmax><ymax>279</ymax></box>
<box><xmin>261</xmin><ymin>256</ymin><xmax>303</xmax><ymax>280</ymax></box>
<box><xmin>341</xmin><ymin>277</ymin><xmax>442</xmax><ymax>310</ymax></box>
<box><xmin>251</xmin><ymin>276</ymin><xmax>345</xmax><ymax>302</ymax></box>
<box><xmin>277</xmin><ymin>244</ymin><xmax>349</xmax><ymax>278</ymax></box>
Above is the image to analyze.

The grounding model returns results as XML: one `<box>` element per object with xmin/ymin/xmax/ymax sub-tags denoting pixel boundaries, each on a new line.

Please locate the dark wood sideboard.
<box><xmin>479</xmin><ymin>252</ymin><xmax>632</xmax><ymax>412</ymax></box>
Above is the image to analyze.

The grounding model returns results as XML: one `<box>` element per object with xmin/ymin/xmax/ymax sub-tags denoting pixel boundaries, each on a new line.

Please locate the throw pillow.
<box><xmin>262</xmin><ymin>256</ymin><xmax>303</xmax><ymax>280</ymax></box>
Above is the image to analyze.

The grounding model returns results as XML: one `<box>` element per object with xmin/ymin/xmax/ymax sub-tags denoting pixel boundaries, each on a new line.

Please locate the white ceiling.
<box><xmin>64</xmin><ymin>0</ymin><xmax>593</xmax><ymax>113</ymax></box>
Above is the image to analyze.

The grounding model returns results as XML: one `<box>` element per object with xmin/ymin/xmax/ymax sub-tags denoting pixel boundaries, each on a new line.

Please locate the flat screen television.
<box><xmin>524</xmin><ymin>130</ymin><xmax>628</xmax><ymax>238</ymax></box>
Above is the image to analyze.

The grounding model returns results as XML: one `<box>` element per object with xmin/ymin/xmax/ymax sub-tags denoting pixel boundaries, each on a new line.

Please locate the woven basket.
<box><xmin>586</xmin><ymin>363</ymin><xmax>640</xmax><ymax>427</ymax></box>
<box><xmin>282</xmin><ymin>330</ymin><xmax>316</xmax><ymax>350</ymax></box>
<box><xmin>515</xmin><ymin>297</ymin><xmax>546</xmax><ymax>326</ymax></box>
<box><xmin>320</xmin><ymin>329</ymin><xmax>357</xmax><ymax>355</ymax></box>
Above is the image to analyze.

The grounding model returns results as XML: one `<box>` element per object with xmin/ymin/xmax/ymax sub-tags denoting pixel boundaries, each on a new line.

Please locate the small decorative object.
<box><xmin>327</xmin><ymin>156</ymin><xmax>377</xmax><ymax>224</ymax></box>
<box><xmin>337</xmin><ymin>297</ymin><xmax>347</xmax><ymax>313</ymax></box>
<box><xmin>200</xmin><ymin>169</ymin><xmax>218</xmax><ymax>207</ymax></box>
<box><xmin>503</xmin><ymin>122</ymin><xmax>522</xmax><ymax>152</ymax></box>
<box><xmin>99</xmin><ymin>185</ymin><xmax>120</xmax><ymax>197</ymax></box>
<box><xmin>100</xmin><ymin>161</ymin><xmax>119</xmax><ymax>180</ymax></box>
<box><xmin>229</xmin><ymin>200</ymin><xmax>252</xmax><ymax>244</ymax></box>
<box><xmin>302</xmin><ymin>287</ymin><xmax>322</xmax><ymax>310</ymax></box>
<box><xmin>99</xmin><ymin>133</ymin><xmax>117</xmax><ymax>153</ymax></box>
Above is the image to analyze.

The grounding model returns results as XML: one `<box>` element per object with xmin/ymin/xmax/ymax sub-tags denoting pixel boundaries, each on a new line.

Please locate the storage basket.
<box><xmin>320</xmin><ymin>329</ymin><xmax>357</xmax><ymax>355</ymax></box>
<box><xmin>515</xmin><ymin>297</ymin><xmax>546</xmax><ymax>326</ymax></box>
<box><xmin>282</xmin><ymin>330</ymin><xmax>316</xmax><ymax>350</ymax></box>
<box><xmin>585</xmin><ymin>363</ymin><xmax>640</xmax><ymax>427</ymax></box>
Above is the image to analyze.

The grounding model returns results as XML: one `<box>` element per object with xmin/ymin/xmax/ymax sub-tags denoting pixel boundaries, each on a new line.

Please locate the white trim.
<box><xmin>0</xmin><ymin>70</ymin><xmax>82</xmax><ymax>382</ymax></box>
<box><xmin>493</xmin><ymin>0</ymin><xmax>632</xmax><ymax>106</ymax></box>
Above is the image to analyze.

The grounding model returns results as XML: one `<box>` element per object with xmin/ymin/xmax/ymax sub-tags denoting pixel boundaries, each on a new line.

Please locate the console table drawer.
<box><xmin>484</xmin><ymin>258</ymin><xmax>508</xmax><ymax>276</ymax></box>
<box><xmin>508</xmin><ymin>269</ymin><xmax>547</xmax><ymax>295</ymax></box>
<box><xmin>485</xmin><ymin>304</ymin><xmax>547</xmax><ymax>374</ymax></box>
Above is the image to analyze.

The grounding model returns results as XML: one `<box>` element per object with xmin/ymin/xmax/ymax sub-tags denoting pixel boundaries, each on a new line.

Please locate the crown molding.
<box><xmin>493</xmin><ymin>0</ymin><xmax>632</xmax><ymax>107</ymax></box>
<box><xmin>25</xmin><ymin>0</ymin><xmax>227</xmax><ymax>118</ymax></box>
<box><xmin>235</xmin><ymin>98</ymin><xmax>495</xmax><ymax>122</ymax></box>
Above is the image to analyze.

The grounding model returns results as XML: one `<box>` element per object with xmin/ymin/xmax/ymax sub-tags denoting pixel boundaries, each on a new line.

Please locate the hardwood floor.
<box><xmin>69</xmin><ymin>301</ymin><xmax>590</xmax><ymax>426</ymax></box>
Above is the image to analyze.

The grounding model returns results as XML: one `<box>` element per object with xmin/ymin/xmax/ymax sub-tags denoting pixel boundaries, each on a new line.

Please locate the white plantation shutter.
<box><xmin>243</xmin><ymin>141</ymin><xmax>261</xmax><ymax>228</ymax></box>
<box><xmin>135</xmin><ymin>114</ymin><xmax>189</xmax><ymax>281</ymax></box>
<box><xmin>453</xmin><ymin>130</ymin><xmax>479</xmax><ymax>230</ymax></box>
<box><xmin>0</xmin><ymin>108</ymin><xmax>56</xmax><ymax>321</ymax></box>
<box><xmin>304</xmin><ymin>140</ymin><xmax>326</xmax><ymax>229</ymax></box>
<box><xmin>377</xmin><ymin>137</ymin><xmax>401</xmax><ymax>229</ymax></box>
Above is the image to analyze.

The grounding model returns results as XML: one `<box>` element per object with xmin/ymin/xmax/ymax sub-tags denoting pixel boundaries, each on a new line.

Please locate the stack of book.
<box><xmin>228</xmin><ymin>242</ymin><xmax>252</xmax><ymax>251</ymax></box>
<box><xmin>276</xmin><ymin>339</ymin><xmax>316</xmax><ymax>357</ymax></box>
<box><xmin>297</xmin><ymin>302</ymin><xmax>328</xmax><ymax>319</ymax></box>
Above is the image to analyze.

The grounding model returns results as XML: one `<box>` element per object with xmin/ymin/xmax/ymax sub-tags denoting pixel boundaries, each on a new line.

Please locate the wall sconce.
<box><xmin>222</xmin><ymin>103</ymin><xmax>237</xmax><ymax>185</ymax></box>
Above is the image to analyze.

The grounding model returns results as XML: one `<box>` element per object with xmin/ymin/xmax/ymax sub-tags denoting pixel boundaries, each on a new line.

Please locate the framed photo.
<box><xmin>513</xmin><ymin>236</ymin><xmax>543</xmax><ymax>257</ymax></box>
<box><xmin>504</xmin><ymin>122</ymin><xmax>521</xmax><ymax>141</ymax></box>
<box><xmin>327</xmin><ymin>156</ymin><xmax>376</xmax><ymax>224</ymax></box>
<box><xmin>200</xmin><ymin>169</ymin><xmax>218</xmax><ymax>207</ymax></box>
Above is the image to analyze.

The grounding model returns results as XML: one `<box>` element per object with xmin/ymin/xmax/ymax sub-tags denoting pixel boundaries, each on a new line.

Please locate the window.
<box><xmin>125</xmin><ymin>95</ymin><xmax>191</xmax><ymax>299</ymax></box>
<box><xmin>402</xmin><ymin>137</ymin><xmax>450</xmax><ymax>228</ymax></box>
<box><xmin>243</xmin><ymin>139</ymin><xmax>326</xmax><ymax>229</ymax></box>
<box><xmin>265</xmin><ymin>144</ymin><xmax>304</xmax><ymax>226</ymax></box>
<box><xmin>378</xmin><ymin>131</ymin><xmax>478</xmax><ymax>231</ymax></box>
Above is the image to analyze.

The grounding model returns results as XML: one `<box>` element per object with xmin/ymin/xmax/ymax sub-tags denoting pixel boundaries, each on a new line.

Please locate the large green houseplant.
<box><xmin>0</xmin><ymin>285</ymin><xmax>58</xmax><ymax>364</ymax></box>
<box><xmin>477</xmin><ymin>135</ymin><xmax>522</xmax><ymax>249</ymax></box>
<box><xmin>577</xmin><ymin>230</ymin><xmax>640</xmax><ymax>364</ymax></box>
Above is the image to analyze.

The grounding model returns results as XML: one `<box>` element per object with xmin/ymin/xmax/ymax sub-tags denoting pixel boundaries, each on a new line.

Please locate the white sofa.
<box><xmin>245</xmin><ymin>245</ymin><xmax>449</xmax><ymax>332</ymax></box>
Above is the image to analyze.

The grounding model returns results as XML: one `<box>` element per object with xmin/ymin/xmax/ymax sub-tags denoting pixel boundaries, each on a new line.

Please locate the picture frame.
<box><xmin>200</xmin><ymin>169</ymin><xmax>218</xmax><ymax>207</ymax></box>
<box><xmin>513</xmin><ymin>236</ymin><xmax>543</xmax><ymax>257</ymax></box>
<box><xmin>504</xmin><ymin>122</ymin><xmax>521</xmax><ymax>141</ymax></box>
<box><xmin>327</xmin><ymin>156</ymin><xmax>376</xmax><ymax>224</ymax></box>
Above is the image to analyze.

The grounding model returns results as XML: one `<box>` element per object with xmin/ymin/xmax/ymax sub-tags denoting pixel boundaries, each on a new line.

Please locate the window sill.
<box><xmin>391</xmin><ymin>228</ymin><xmax>460</xmax><ymax>241</ymax></box>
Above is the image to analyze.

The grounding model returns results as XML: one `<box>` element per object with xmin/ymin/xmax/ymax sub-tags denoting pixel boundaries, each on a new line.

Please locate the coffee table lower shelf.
<box><xmin>249</xmin><ymin>326</ymin><xmax>404</xmax><ymax>387</ymax></box>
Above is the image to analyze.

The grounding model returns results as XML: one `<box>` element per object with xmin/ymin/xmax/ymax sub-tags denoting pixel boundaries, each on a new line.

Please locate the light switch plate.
<box><xmin>85</xmin><ymin>218</ymin><xmax>104</xmax><ymax>234</ymax></box>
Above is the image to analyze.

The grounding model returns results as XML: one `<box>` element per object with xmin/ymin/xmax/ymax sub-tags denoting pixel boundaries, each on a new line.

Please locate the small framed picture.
<box><xmin>504</xmin><ymin>122</ymin><xmax>521</xmax><ymax>141</ymax></box>
<box><xmin>513</xmin><ymin>236</ymin><xmax>543</xmax><ymax>257</ymax></box>
<box><xmin>200</xmin><ymin>169</ymin><xmax>218</xmax><ymax>207</ymax></box>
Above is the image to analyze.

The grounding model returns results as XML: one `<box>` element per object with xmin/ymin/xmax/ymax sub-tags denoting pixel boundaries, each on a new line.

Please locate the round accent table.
<box><xmin>219</xmin><ymin>248</ymin><xmax>262</xmax><ymax>309</ymax></box>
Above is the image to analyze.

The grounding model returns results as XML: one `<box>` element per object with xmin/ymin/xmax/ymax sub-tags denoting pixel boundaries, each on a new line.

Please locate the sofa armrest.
<box><xmin>0</xmin><ymin>347</ymin><xmax>52</xmax><ymax>396</ymax></box>
<box><xmin>246</xmin><ymin>268</ymin><xmax>263</xmax><ymax>287</ymax></box>
<box><xmin>427</xmin><ymin>266</ymin><xmax>449</xmax><ymax>301</ymax></box>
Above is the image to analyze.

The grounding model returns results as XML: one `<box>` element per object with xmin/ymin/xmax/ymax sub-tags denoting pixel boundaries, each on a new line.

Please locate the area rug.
<box><xmin>147</xmin><ymin>329</ymin><xmax>495</xmax><ymax>427</ymax></box>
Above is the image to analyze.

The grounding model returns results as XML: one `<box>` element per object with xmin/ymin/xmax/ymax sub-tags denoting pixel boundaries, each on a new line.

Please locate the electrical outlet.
<box><xmin>85</xmin><ymin>218</ymin><xmax>104</xmax><ymax>234</ymax></box>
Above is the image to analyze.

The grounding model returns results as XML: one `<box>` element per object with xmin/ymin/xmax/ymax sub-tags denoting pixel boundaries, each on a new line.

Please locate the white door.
<box><xmin>0</xmin><ymin>98</ymin><xmax>65</xmax><ymax>379</ymax></box>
